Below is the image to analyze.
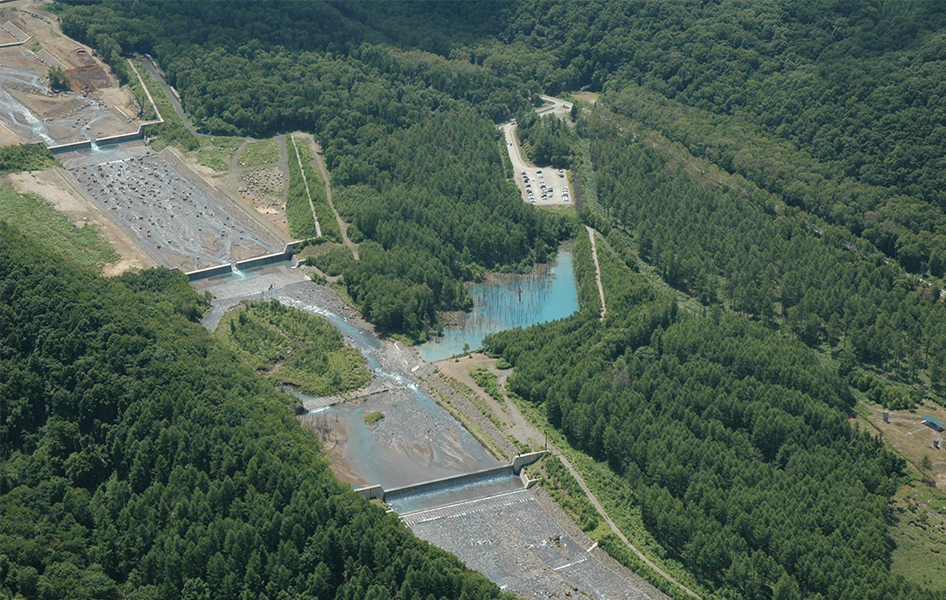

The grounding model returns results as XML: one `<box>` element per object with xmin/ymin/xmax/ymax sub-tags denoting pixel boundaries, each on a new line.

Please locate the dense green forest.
<box><xmin>478</xmin><ymin>0</ymin><xmax>946</xmax><ymax>278</ymax></box>
<box><xmin>0</xmin><ymin>145</ymin><xmax>57</xmax><ymax>176</ymax></box>
<box><xmin>486</xmin><ymin>266</ymin><xmax>934</xmax><ymax>600</ymax></box>
<box><xmin>0</xmin><ymin>222</ymin><xmax>508</xmax><ymax>600</ymax></box>
<box><xmin>580</xmin><ymin>105</ymin><xmax>946</xmax><ymax>402</ymax></box>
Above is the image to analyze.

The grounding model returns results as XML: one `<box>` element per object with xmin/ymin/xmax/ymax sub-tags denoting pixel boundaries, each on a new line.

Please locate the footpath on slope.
<box><xmin>297</xmin><ymin>133</ymin><xmax>360</xmax><ymax>260</ymax></box>
<box><xmin>587</xmin><ymin>225</ymin><xmax>607</xmax><ymax>320</ymax></box>
<box><xmin>289</xmin><ymin>134</ymin><xmax>322</xmax><ymax>238</ymax></box>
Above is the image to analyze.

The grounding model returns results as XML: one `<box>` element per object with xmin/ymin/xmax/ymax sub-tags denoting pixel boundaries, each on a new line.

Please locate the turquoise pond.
<box><xmin>415</xmin><ymin>250</ymin><xmax>579</xmax><ymax>363</ymax></box>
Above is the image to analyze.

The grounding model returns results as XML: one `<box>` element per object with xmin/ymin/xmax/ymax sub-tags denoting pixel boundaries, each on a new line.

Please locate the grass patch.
<box><xmin>535</xmin><ymin>455</ymin><xmax>599</xmax><ymax>532</ymax></box>
<box><xmin>469</xmin><ymin>368</ymin><xmax>504</xmax><ymax>406</ymax></box>
<box><xmin>290</xmin><ymin>135</ymin><xmax>342</xmax><ymax>242</ymax></box>
<box><xmin>135</xmin><ymin>61</ymin><xmax>198</xmax><ymax>150</ymax></box>
<box><xmin>240</xmin><ymin>139</ymin><xmax>280</xmax><ymax>167</ymax></box>
<box><xmin>0</xmin><ymin>187</ymin><xmax>119</xmax><ymax>270</ymax></box>
<box><xmin>216</xmin><ymin>298</ymin><xmax>370</xmax><ymax>396</ymax></box>
<box><xmin>364</xmin><ymin>411</ymin><xmax>384</xmax><ymax>425</ymax></box>
<box><xmin>286</xmin><ymin>137</ymin><xmax>319</xmax><ymax>239</ymax></box>
<box><xmin>191</xmin><ymin>136</ymin><xmax>243</xmax><ymax>172</ymax></box>
<box><xmin>890</xmin><ymin>481</ymin><xmax>946</xmax><ymax>589</ymax></box>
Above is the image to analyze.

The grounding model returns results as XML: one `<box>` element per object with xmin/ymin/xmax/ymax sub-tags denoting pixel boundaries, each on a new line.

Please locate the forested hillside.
<box><xmin>21</xmin><ymin>2</ymin><xmax>946</xmax><ymax>599</ymax></box>
<box><xmin>58</xmin><ymin>0</ymin><xmax>565</xmax><ymax>338</ymax></box>
<box><xmin>581</xmin><ymin>107</ymin><xmax>946</xmax><ymax>401</ymax></box>
<box><xmin>0</xmin><ymin>222</ymin><xmax>507</xmax><ymax>600</ymax></box>
<box><xmin>486</xmin><ymin>267</ymin><xmax>931</xmax><ymax>600</ymax></box>
<box><xmin>476</xmin><ymin>0</ymin><xmax>946</xmax><ymax>277</ymax></box>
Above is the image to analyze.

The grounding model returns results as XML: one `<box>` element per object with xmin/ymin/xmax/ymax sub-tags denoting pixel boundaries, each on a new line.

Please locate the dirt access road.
<box><xmin>587</xmin><ymin>225</ymin><xmax>607</xmax><ymax>320</ymax></box>
<box><xmin>293</xmin><ymin>132</ymin><xmax>360</xmax><ymax>260</ymax></box>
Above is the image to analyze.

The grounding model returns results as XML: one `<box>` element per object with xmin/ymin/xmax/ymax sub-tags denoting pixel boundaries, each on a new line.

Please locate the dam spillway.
<box><xmin>355</xmin><ymin>451</ymin><xmax>544</xmax><ymax>513</ymax></box>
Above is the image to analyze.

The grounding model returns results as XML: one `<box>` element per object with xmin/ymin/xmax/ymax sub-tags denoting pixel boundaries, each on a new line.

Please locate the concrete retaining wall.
<box><xmin>48</xmin><ymin>140</ymin><xmax>93</xmax><ymax>154</ymax></box>
<box><xmin>97</xmin><ymin>130</ymin><xmax>145</xmax><ymax>147</ymax></box>
<box><xmin>47</xmin><ymin>121</ymin><xmax>162</xmax><ymax>154</ymax></box>
<box><xmin>186</xmin><ymin>242</ymin><xmax>304</xmax><ymax>281</ymax></box>
<box><xmin>186</xmin><ymin>264</ymin><xmax>233</xmax><ymax>282</ymax></box>
<box><xmin>353</xmin><ymin>452</ymin><xmax>547</xmax><ymax>503</ymax></box>
<box><xmin>512</xmin><ymin>451</ymin><xmax>545</xmax><ymax>474</ymax></box>
<box><xmin>235</xmin><ymin>251</ymin><xmax>291</xmax><ymax>272</ymax></box>
<box><xmin>354</xmin><ymin>485</ymin><xmax>384</xmax><ymax>501</ymax></box>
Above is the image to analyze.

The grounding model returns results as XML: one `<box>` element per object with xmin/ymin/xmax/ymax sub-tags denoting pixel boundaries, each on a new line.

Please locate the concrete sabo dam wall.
<box><xmin>356</xmin><ymin>451</ymin><xmax>544</xmax><ymax>503</ymax></box>
<box><xmin>47</xmin><ymin>120</ymin><xmax>163</xmax><ymax>154</ymax></box>
<box><xmin>185</xmin><ymin>241</ymin><xmax>305</xmax><ymax>282</ymax></box>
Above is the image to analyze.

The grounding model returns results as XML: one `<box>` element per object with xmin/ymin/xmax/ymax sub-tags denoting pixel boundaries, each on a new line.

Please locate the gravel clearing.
<box><xmin>68</xmin><ymin>149</ymin><xmax>281</xmax><ymax>271</ymax></box>
<box><xmin>405</xmin><ymin>488</ymin><xmax>665</xmax><ymax>600</ymax></box>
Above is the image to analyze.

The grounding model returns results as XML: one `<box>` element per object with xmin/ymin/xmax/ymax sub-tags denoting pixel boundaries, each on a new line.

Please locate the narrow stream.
<box><xmin>197</xmin><ymin>251</ymin><xmax>576</xmax><ymax>492</ymax></box>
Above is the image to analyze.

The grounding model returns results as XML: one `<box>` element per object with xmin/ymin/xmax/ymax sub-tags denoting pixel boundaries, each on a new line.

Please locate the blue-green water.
<box><xmin>416</xmin><ymin>251</ymin><xmax>578</xmax><ymax>362</ymax></box>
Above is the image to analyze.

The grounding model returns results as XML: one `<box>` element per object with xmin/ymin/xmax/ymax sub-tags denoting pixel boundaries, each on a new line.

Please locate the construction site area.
<box><xmin>0</xmin><ymin>1</ymin><xmax>143</xmax><ymax>148</ymax></box>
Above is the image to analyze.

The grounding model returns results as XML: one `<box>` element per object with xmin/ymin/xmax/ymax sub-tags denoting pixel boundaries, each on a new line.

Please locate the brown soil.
<box><xmin>8</xmin><ymin>168</ymin><xmax>158</xmax><ymax>275</ymax></box>
<box><xmin>0</xmin><ymin>0</ymin><xmax>142</xmax><ymax>146</ymax></box>
<box><xmin>0</xmin><ymin>122</ymin><xmax>22</xmax><ymax>145</ymax></box>
<box><xmin>572</xmin><ymin>91</ymin><xmax>600</xmax><ymax>104</ymax></box>
<box><xmin>434</xmin><ymin>352</ymin><xmax>546</xmax><ymax>451</ymax></box>
<box><xmin>299</xmin><ymin>414</ymin><xmax>368</xmax><ymax>487</ymax></box>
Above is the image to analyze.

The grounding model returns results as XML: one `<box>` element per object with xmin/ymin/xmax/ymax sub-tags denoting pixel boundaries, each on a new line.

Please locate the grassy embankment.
<box><xmin>191</xmin><ymin>136</ymin><xmax>243</xmax><ymax>172</ymax></box>
<box><xmin>240</xmin><ymin>139</ymin><xmax>280</xmax><ymax>167</ymax></box>
<box><xmin>286</xmin><ymin>135</ymin><xmax>342</xmax><ymax>243</ymax></box>
<box><xmin>0</xmin><ymin>187</ymin><xmax>119</xmax><ymax>271</ymax></box>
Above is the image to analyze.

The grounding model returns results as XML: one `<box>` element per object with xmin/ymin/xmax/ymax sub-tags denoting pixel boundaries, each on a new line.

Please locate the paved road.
<box><xmin>538</xmin><ymin>95</ymin><xmax>574</xmax><ymax>120</ymax></box>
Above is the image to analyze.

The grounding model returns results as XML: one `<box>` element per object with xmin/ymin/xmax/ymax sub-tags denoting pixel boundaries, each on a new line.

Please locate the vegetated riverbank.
<box><xmin>201</xmin><ymin>272</ymin><xmax>500</xmax><ymax>489</ymax></box>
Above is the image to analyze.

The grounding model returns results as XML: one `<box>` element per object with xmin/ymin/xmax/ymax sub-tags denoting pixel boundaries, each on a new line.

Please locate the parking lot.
<box><xmin>502</xmin><ymin>121</ymin><xmax>572</xmax><ymax>207</ymax></box>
